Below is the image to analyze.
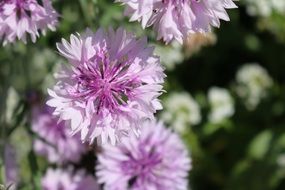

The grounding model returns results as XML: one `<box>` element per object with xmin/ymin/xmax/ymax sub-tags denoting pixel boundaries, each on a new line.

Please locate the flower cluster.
<box><xmin>208</xmin><ymin>87</ymin><xmax>234</xmax><ymax>123</ymax></box>
<box><xmin>97</xmin><ymin>120</ymin><xmax>191</xmax><ymax>190</ymax></box>
<box><xmin>117</xmin><ymin>0</ymin><xmax>237</xmax><ymax>43</ymax></box>
<box><xmin>161</xmin><ymin>92</ymin><xmax>201</xmax><ymax>133</ymax></box>
<box><xmin>0</xmin><ymin>0</ymin><xmax>59</xmax><ymax>45</ymax></box>
<box><xmin>2</xmin><ymin>0</ymin><xmax>241</xmax><ymax>189</ymax></box>
<box><xmin>42</xmin><ymin>168</ymin><xmax>99</xmax><ymax>190</ymax></box>
<box><xmin>235</xmin><ymin>63</ymin><xmax>273</xmax><ymax>110</ymax></box>
<box><xmin>245</xmin><ymin>0</ymin><xmax>285</xmax><ymax>17</ymax></box>
<box><xmin>32</xmin><ymin>107</ymin><xmax>87</xmax><ymax>164</ymax></box>
<box><xmin>47</xmin><ymin>28</ymin><xmax>165</xmax><ymax>145</ymax></box>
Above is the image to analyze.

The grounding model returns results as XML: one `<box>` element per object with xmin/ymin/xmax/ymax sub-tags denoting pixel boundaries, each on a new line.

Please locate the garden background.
<box><xmin>1</xmin><ymin>0</ymin><xmax>285</xmax><ymax>189</ymax></box>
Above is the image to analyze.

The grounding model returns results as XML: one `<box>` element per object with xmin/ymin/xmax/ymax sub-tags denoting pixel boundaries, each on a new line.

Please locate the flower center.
<box><xmin>72</xmin><ymin>50</ymin><xmax>139</xmax><ymax>113</ymax></box>
<box><xmin>121</xmin><ymin>146</ymin><xmax>162</xmax><ymax>187</ymax></box>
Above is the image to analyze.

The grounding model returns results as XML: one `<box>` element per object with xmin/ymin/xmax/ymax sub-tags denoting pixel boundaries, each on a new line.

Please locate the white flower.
<box><xmin>154</xmin><ymin>41</ymin><xmax>184</xmax><ymax>70</ymax></box>
<box><xmin>161</xmin><ymin>92</ymin><xmax>201</xmax><ymax>133</ymax></box>
<box><xmin>235</xmin><ymin>63</ymin><xmax>273</xmax><ymax>110</ymax></box>
<box><xmin>208</xmin><ymin>87</ymin><xmax>234</xmax><ymax>123</ymax></box>
<box><xmin>245</xmin><ymin>0</ymin><xmax>285</xmax><ymax>17</ymax></box>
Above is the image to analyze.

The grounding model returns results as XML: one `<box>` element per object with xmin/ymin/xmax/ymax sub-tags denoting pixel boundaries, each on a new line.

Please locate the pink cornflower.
<box><xmin>32</xmin><ymin>107</ymin><xmax>87</xmax><ymax>164</ymax></box>
<box><xmin>47</xmin><ymin>28</ymin><xmax>165</xmax><ymax>145</ymax></box>
<box><xmin>42</xmin><ymin>168</ymin><xmax>99</xmax><ymax>190</ymax></box>
<box><xmin>117</xmin><ymin>0</ymin><xmax>237</xmax><ymax>43</ymax></box>
<box><xmin>96</xmin><ymin>120</ymin><xmax>191</xmax><ymax>190</ymax></box>
<box><xmin>0</xmin><ymin>0</ymin><xmax>59</xmax><ymax>45</ymax></box>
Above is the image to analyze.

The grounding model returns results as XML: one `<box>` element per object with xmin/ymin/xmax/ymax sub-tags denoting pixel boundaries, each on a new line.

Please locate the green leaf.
<box><xmin>247</xmin><ymin>130</ymin><xmax>273</xmax><ymax>160</ymax></box>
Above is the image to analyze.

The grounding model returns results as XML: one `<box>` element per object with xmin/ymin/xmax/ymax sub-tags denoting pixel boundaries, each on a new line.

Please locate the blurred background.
<box><xmin>1</xmin><ymin>0</ymin><xmax>285</xmax><ymax>189</ymax></box>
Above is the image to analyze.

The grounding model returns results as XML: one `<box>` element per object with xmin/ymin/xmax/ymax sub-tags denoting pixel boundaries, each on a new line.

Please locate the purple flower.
<box><xmin>47</xmin><ymin>28</ymin><xmax>165</xmax><ymax>145</ymax></box>
<box><xmin>96</xmin><ymin>120</ymin><xmax>191</xmax><ymax>190</ymax></box>
<box><xmin>117</xmin><ymin>0</ymin><xmax>237</xmax><ymax>44</ymax></box>
<box><xmin>41</xmin><ymin>168</ymin><xmax>99</xmax><ymax>190</ymax></box>
<box><xmin>0</xmin><ymin>0</ymin><xmax>59</xmax><ymax>45</ymax></box>
<box><xmin>32</xmin><ymin>106</ymin><xmax>87</xmax><ymax>164</ymax></box>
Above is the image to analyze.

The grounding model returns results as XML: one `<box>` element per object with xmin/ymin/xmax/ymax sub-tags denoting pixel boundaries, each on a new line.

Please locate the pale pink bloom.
<box><xmin>42</xmin><ymin>168</ymin><xmax>99</xmax><ymax>190</ymax></box>
<box><xmin>32</xmin><ymin>107</ymin><xmax>87</xmax><ymax>164</ymax></box>
<box><xmin>97</xmin><ymin>120</ymin><xmax>191</xmax><ymax>190</ymax></box>
<box><xmin>117</xmin><ymin>0</ymin><xmax>237</xmax><ymax>43</ymax></box>
<box><xmin>47</xmin><ymin>28</ymin><xmax>165</xmax><ymax>145</ymax></box>
<box><xmin>0</xmin><ymin>0</ymin><xmax>59</xmax><ymax>45</ymax></box>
